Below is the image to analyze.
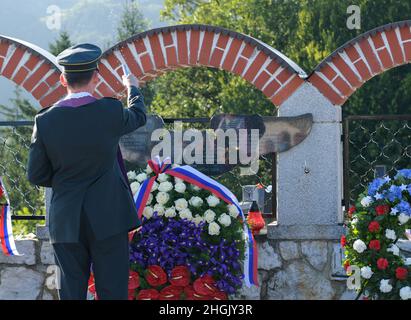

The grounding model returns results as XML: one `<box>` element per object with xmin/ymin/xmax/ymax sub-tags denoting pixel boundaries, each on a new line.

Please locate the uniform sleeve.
<box><xmin>27</xmin><ymin>116</ymin><xmax>53</xmax><ymax>187</ymax></box>
<box><xmin>120</xmin><ymin>85</ymin><xmax>147</xmax><ymax>135</ymax></box>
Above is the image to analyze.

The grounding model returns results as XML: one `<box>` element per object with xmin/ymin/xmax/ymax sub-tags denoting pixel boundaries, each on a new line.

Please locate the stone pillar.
<box><xmin>36</xmin><ymin>188</ymin><xmax>52</xmax><ymax>240</ymax></box>
<box><xmin>268</xmin><ymin>82</ymin><xmax>344</xmax><ymax>240</ymax></box>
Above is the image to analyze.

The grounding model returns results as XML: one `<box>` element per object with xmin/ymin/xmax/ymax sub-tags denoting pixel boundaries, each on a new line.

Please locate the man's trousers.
<box><xmin>52</xmin><ymin>213</ymin><xmax>130</xmax><ymax>300</ymax></box>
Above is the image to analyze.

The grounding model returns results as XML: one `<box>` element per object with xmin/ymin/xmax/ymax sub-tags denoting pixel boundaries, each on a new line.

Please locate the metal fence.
<box><xmin>343</xmin><ymin>114</ymin><xmax>411</xmax><ymax>209</ymax></box>
<box><xmin>1</xmin><ymin>119</ymin><xmax>276</xmax><ymax>221</ymax></box>
<box><xmin>0</xmin><ymin>120</ymin><xmax>46</xmax><ymax>220</ymax></box>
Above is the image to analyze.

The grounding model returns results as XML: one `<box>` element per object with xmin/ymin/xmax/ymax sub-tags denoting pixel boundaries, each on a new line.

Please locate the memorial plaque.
<box><xmin>119</xmin><ymin>115</ymin><xmax>165</xmax><ymax>165</ymax></box>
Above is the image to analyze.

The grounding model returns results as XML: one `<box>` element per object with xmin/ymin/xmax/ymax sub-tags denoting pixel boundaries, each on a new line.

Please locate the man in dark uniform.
<box><xmin>27</xmin><ymin>43</ymin><xmax>146</xmax><ymax>300</ymax></box>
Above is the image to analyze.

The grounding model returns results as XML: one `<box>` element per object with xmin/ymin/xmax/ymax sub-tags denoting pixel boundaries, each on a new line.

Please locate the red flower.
<box><xmin>368</xmin><ymin>221</ymin><xmax>380</xmax><ymax>233</ymax></box>
<box><xmin>340</xmin><ymin>235</ymin><xmax>347</xmax><ymax>247</ymax></box>
<box><xmin>184</xmin><ymin>285</ymin><xmax>209</xmax><ymax>300</ymax></box>
<box><xmin>159</xmin><ymin>285</ymin><xmax>183</xmax><ymax>300</ymax></box>
<box><xmin>377</xmin><ymin>258</ymin><xmax>389</xmax><ymax>270</ymax></box>
<box><xmin>343</xmin><ymin>260</ymin><xmax>350</xmax><ymax>271</ymax></box>
<box><xmin>137</xmin><ymin>289</ymin><xmax>159</xmax><ymax>300</ymax></box>
<box><xmin>193</xmin><ymin>275</ymin><xmax>217</xmax><ymax>296</ymax></box>
<box><xmin>211</xmin><ymin>290</ymin><xmax>228</xmax><ymax>300</ymax></box>
<box><xmin>348</xmin><ymin>206</ymin><xmax>356</xmax><ymax>217</ymax></box>
<box><xmin>395</xmin><ymin>267</ymin><xmax>408</xmax><ymax>280</ymax></box>
<box><xmin>128</xmin><ymin>289</ymin><xmax>136</xmax><ymax>300</ymax></box>
<box><xmin>128</xmin><ymin>271</ymin><xmax>140</xmax><ymax>290</ymax></box>
<box><xmin>375</xmin><ymin>204</ymin><xmax>390</xmax><ymax>216</ymax></box>
<box><xmin>369</xmin><ymin>239</ymin><xmax>380</xmax><ymax>251</ymax></box>
<box><xmin>170</xmin><ymin>266</ymin><xmax>190</xmax><ymax>287</ymax></box>
<box><xmin>146</xmin><ymin>265</ymin><xmax>167</xmax><ymax>287</ymax></box>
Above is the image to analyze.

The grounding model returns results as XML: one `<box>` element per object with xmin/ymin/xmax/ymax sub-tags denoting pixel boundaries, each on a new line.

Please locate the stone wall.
<box><xmin>233</xmin><ymin>237</ymin><xmax>352</xmax><ymax>300</ymax></box>
<box><xmin>0</xmin><ymin>233</ymin><xmax>58</xmax><ymax>300</ymax></box>
<box><xmin>0</xmin><ymin>229</ymin><xmax>352</xmax><ymax>300</ymax></box>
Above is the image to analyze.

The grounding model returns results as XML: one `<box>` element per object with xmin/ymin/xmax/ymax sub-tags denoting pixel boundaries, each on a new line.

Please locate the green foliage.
<box><xmin>117</xmin><ymin>0</ymin><xmax>150</xmax><ymax>42</ymax></box>
<box><xmin>49</xmin><ymin>31</ymin><xmax>74</xmax><ymax>56</ymax></box>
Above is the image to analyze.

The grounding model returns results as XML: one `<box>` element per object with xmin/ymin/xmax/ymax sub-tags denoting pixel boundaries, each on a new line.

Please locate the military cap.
<box><xmin>56</xmin><ymin>43</ymin><xmax>102</xmax><ymax>73</ymax></box>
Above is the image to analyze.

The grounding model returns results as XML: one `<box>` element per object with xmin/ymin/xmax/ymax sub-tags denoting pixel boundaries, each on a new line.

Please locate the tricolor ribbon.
<box><xmin>133</xmin><ymin>156</ymin><xmax>258</xmax><ymax>287</ymax></box>
<box><xmin>0</xmin><ymin>177</ymin><xmax>21</xmax><ymax>256</ymax></box>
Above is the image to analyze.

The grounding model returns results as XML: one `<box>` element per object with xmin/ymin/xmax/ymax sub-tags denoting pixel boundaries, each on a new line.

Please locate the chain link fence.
<box><xmin>343</xmin><ymin>115</ymin><xmax>411</xmax><ymax>208</ymax></box>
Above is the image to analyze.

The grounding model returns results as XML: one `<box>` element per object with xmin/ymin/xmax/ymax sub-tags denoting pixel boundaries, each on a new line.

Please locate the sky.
<box><xmin>0</xmin><ymin>0</ymin><xmax>167</xmax><ymax>114</ymax></box>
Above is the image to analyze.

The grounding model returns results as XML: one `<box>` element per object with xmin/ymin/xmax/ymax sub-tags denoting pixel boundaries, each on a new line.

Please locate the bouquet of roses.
<box><xmin>125</xmin><ymin>161</ymin><xmax>247</xmax><ymax>300</ymax></box>
<box><xmin>342</xmin><ymin>169</ymin><xmax>411</xmax><ymax>300</ymax></box>
<box><xmin>88</xmin><ymin>158</ymin><xmax>255</xmax><ymax>300</ymax></box>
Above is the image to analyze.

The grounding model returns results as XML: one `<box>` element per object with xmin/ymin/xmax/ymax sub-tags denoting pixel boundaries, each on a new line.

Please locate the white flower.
<box><xmin>146</xmin><ymin>193</ymin><xmax>153</xmax><ymax>205</ymax></box>
<box><xmin>130</xmin><ymin>181</ymin><xmax>140</xmax><ymax>195</ymax></box>
<box><xmin>360</xmin><ymin>266</ymin><xmax>373</xmax><ymax>279</ymax></box>
<box><xmin>398</xmin><ymin>213</ymin><xmax>410</xmax><ymax>225</ymax></box>
<box><xmin>208</xmin><ymin>222</ymin><xmax>220</xmax><ymax>236</ymax></box>
<box><xmin>192</xmin><ymin>184</ymin><xmax>201</xmax><ymax>191</ymax></box>
<box><xmin>153</xmin><ymin>204</ymin><xmax>165</xmax><ymax>216</ymax></box>
<box><xmin>164</xmin><ymin>207</ymin><xmax>177</xmax><ymax>218</ymax></box>
<box><xmin>175</xmin><ymin>198</ymin><xmax>188</xmax><ymax>211</ymax></box>
<box><xmin>142</xmin><ymin>206</ymin><xmax>153</xmax><ymax>219</ymax></box>
<box><xmin>404</xmin><ymin>258</ymin><xmax>411</xmax><ymax>266</ymax></box>
<box><xmin>179</xmin><ymin>208</ymin><xmax>192</xmax><ymax>220</ymax></box>
<box><xmin>390</xmin><ymin>207</ymin><xmax>399</xmax><ymax>216</ymax></box>
<box><xmin>360</xmin><ymin>196</ymin><xmax>373</xmax><ymax>207</ymax></box>
<box><xmin>204</xmin><ymin>209</ymin><xmax>216</xmax><ymax>223</ymax></box>
<box><xmin>192</xmin><ymin>214</ymin><xmax>205</xmax><ymax>226</ymax></box>
<box><xmin>206</xmin><ymin>195</ymin><xmax>220</xmax><ymax>207</ymax></box>
<box><xmin>145</xmin><ymin>164</ymin><xmax>153</xmax><ymax>174</ymax></box>
<box><xmin>156</xmin><ymin>192</ymin><xmax>169</xmax><ymax>205</ymax></box>
<box><xmin>353</xmin><ymin>239</ymin><xmax>367</xmax><ymax>253</ymax></box>
<box><xmin>136</xmin><ymin>172</ymin><xmax>147</xmax><ymax>182</ymax></box>
<box><xmin>399</xmin><ymin>286</ymin><xmax>411</xmax><ymax>300</ymax></box>
<box><xmin>387</xmin><ymin>244</ymin><xmax>400</xmax><ymax>256</ymax></box>
<box><xmin>218</xmin><ymin>213</ymin><xmax>231</xmax><ymax>227</ymax></box>
<box><xmin>375</xmin><ymin>192</ymin><xmax>384</xmax><ymax>200</ymax></box>
<box><xmin>379</xmin><ymin>279</ymin><xmax>393</xmax><ymax>293</ymax></box>
<box><xmin>175</xmin><ymin>177</ymin><xmax>184</xmax><ymax>184</ymax></box>
<box><xmin>385</xmin><ymin>229</ymin><xmax>396</xmax><ymax>241</ymax></box>
<box><xmin>174</xmin><ymin>182</ymin><xmax>186</xmax><ymax>193</ymax></box>
<box><xmin>351</xmin><ymin>217</ymin><xmax>359</xmax><ymax>225</ymax></box>
<box><xmin>158</xmin><ymin>173</ymin><xmax>169</xmax><ymax>182</ymax></box>
<box><xmin>189</xmin><ymin>196</ymin><xmax>203</xmax><ymax>208</ymax></box>
<box><xmin>228</xmin><ymin>204</ymin><xmax>239</xmax><ymax>218</ymax></box>
<box><xmin>158</xmin><ymin>181</ymin><xmax>173</xmax><ymax>193</ymax></box>
<box><xmin>127</xmin><ymin>170</ymin><xmax>137</xmax><ymax>180</ymax></box>
<box><xmin>151</xmin><ymin>181</ymin><xmax>158</xmax><ymax>192</ymax></box>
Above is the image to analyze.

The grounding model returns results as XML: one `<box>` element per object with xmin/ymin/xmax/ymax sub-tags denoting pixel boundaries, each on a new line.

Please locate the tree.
<box><xmin>117</xmin><ymin>0</ymin><xmax>150</xmax><ymax>42</ymax></box>
<box><xmin>49</xmin><ymin>31</ymin><xmax>73</xmax><ymax>56</ymax></box>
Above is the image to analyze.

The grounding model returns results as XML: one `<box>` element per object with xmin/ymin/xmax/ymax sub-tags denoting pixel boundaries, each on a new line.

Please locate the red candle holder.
<box><xmin>246</xmin><ymin>201</ymin><xmax>265</xmax><ymax>235</ymax></box>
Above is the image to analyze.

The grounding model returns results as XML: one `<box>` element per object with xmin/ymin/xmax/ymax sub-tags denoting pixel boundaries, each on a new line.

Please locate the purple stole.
<box><xmin>56</xmin><ymin>95</ymin><xmax>132</xmax><ymax>195</ymax></box>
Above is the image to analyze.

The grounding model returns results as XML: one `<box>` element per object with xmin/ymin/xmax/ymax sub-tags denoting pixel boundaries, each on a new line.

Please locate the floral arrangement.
<box><xmin>125</xmin><ymin>163</ymin><xmax>246</xmax><ymax>300</ymax></box>
<box><xmin>89</xmin><ymin>159</ymin><xmax>253</xmax><ymax>300</ymax></box>
<box><xmin>342</xmin><ymin>169</ymin><xmax>411</xmax><ymax>300</ymax></box>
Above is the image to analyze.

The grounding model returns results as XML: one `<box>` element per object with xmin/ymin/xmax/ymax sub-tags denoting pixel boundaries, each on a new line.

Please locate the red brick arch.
<box><xmin>97</xmin><ymin>24</ymin><xmax>306</xmax><ymax>106</ymax></box>
<box><xmin>308</xmin><ymin>20</ymin><xmax>411</xmax><ymax>105</ymax></box>
<box><xmin>0</xmin><ymin>35</ymin><xmax>66</xmax><ymax>107</ymax></box>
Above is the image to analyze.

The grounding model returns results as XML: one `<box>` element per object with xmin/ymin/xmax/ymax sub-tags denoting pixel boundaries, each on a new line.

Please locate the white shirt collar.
<box><xmin>64</xmin><ymin>92</ymin><xmax>93</xmax><ymax>100</ymax></box>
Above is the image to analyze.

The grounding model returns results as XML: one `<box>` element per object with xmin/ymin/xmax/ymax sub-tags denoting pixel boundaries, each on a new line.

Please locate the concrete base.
<box><xmin>267</xmin><ymin>222</ymin><xmax>344</xmax><ymax>240</ymax></box>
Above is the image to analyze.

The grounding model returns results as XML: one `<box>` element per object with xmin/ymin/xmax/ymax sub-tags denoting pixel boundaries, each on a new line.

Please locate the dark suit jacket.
<box><xmin>27</xmin><ymin>86</ymin><xmax>146</xmax><ymax>243</ymax></box>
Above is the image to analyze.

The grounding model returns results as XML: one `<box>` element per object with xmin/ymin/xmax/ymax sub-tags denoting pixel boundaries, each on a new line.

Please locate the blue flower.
<box><xmin>386</xmin><ymin>185</ymin><xmax>403</xmax><ymax>202</ymax></box>
<box><xmin>367</xmin><ymin>178</ymin><xmax>386</xmax><ymax>196</ymax></box>
<box><xmin>395</xmin><ymin>169</ymin><xmax>411</xmax><ymax>179</ymax></box>
<box><xmin>395</xmin><ymin>200</ymin><xmax>411</xmax><ymax>215</ymax></box>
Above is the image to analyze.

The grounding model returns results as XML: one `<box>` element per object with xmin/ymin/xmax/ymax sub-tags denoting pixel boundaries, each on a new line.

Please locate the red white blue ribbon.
<box><xmin>0</xmin><ymin>177</ymin><xmax>20</xmax><ymax>256</ymax></box>
<box><xmin>133</xmin><ymin>156</ymin><xmax>258</xmax><ymax>287</ymax></box>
